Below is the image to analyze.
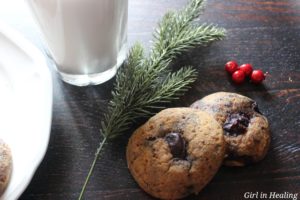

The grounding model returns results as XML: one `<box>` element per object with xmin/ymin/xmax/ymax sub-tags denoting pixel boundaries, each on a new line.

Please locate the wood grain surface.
<box><xmin>2</xmin><ymin>0</ymin><xmax>300</xmax><ymax>199</ymax></box>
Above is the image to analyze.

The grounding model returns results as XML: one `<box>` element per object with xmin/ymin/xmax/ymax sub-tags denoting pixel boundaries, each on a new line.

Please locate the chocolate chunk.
<box><xmin>223</xmin><ymin>112</ymin><xmax>250</xmax><ymax>136</ymax></box>
<box><xmin>164</xmin><ymin>132</ymin><xmax>186</xmax><ymax>159</ymax></box>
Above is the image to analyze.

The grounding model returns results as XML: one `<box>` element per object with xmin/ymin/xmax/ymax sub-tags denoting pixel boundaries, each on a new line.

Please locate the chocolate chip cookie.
<box><xmin>0</xmin><ymin>139</ymin><xmax>12</xmax><ymax>195</ymax></box>
<box><xmin>191</xmin><ymin>92</ymin><xmax>270</xmax><ymax>167</ymax></box>
<box><xmin>126</xmin><ymin>108</ymin><xmax>226</xmax><ymax>199</ymax></box>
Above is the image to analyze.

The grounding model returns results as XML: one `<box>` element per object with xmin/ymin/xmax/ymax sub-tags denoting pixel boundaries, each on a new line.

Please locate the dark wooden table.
<box><xmin>1</xmin><ymin>0</ymin><xmax>299</xmax><ymax>199</ymax></box>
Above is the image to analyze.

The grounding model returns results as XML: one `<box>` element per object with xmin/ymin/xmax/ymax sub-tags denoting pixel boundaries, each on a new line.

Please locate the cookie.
<box><xmin>126</xmin><ymin>108</ymin><xmax>225</xmax><ymax>199</ymax></box>
<box><xmin>191</xmin><ymin>92</ymin><xmax>270</xmax><ymax>167</ymax></box>
<box><xmin>0</xmin><ymin>139</ymin><xmax>12</xmax><ymax>195</ymax></box>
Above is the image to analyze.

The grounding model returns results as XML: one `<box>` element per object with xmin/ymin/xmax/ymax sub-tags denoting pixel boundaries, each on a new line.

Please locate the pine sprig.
<box><xmin>101</xmin><ymin>44</ymin><xmax>198</xmax><ymax>140</ymax></box>
<box><xmin>79</xmin><ymin>0</ymin><xmax>225</xmax><ymax>199</ymax></box>
<box><xmin>151</xmin><ymin>0</ymin><xmax>225</xmax><ymax>62</ymax></box>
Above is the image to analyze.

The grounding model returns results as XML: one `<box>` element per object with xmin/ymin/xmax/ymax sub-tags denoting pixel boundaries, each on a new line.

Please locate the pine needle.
<box><xmin>79</xmin><ymin>0</ymin><xmax>225</xmax><ymax>198</ymax></box>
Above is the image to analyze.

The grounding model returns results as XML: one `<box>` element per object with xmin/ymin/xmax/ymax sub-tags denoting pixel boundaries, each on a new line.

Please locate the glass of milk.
<box><xmin>26</xmin><ymin>0</ymin><xmax>128</xmax><ymax>86</ymax></box>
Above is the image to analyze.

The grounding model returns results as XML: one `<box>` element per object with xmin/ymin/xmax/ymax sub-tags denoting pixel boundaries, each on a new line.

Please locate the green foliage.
<box><xmin>102</xmin><ymin>44</ymin><xmax>198</xmax><ymax>139</ymax></box>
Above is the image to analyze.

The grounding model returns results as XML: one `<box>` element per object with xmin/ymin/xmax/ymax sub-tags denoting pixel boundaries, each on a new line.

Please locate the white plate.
<box><xmin>0</xmin><ymin>21</ymin><xmax>52</xmax><ymax>200</ymax></box>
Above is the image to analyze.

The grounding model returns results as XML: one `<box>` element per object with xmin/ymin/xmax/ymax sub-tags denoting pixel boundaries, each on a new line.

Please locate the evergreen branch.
<box><xmin>144</xmin><ymin>67</ymin><xmax>198</xmax><ymax>105</ymax></box>
<box><xmin>151</xmin><ymin>0</ymin><xmax>225</xmax><ymax>63</ymax></box>
<box><xmin>78</xmin><ymin>137</ymin><xmax>107</xmax><ymax>200</ymax></box>
<box><xmin>79</xmin><ymin>0</ymin><xmax>226</xmax><ymax>198</ymax></box>
<box><xmin>102</xmin><ymin>47</ymin><xmax>198</xmax><ymax>140</ymax></box>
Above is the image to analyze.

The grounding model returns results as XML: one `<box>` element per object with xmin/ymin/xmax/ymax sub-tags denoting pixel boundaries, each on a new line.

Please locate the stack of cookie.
<box><xmin>126</xmin><ymin>92</ymin><xmax>270</xmax><ymax>199</ymax></box>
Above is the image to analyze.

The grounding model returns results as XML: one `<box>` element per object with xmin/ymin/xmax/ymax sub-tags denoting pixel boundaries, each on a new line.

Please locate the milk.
<box><xmin>26</xmin><ymin>0</ymin><xmax>128</xmax><ymax>85</ymax></box>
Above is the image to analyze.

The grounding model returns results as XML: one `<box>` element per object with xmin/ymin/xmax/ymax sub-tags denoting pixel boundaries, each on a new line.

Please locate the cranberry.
<box><xmin>239</xmin><ymin>63</ymin><xmax>253</xmax><ymax>76</ymax></box>
<box><xmin>232</xmin><ymin>70</ymin><xmax>246</xmax><ymax>84</ymax></box>
<box><xmin>225</xmin><ymin>61</ymin><xmax>239</xmax><ymax>74</ymax></box>
<box><xmin>251</xmin><ymin>70</ymin><xmax>266</xmax><ymax>84</ymax></box>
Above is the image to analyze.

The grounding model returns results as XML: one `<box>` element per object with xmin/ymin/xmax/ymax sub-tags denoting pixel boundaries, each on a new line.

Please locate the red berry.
<box><xmin>239</xmin><ymin>63</ymin><xmax>253</xmax><ymax>76</ymax></box>
<box><xmin>225</xmin><ymin>61</ymin><xmax>239</xmax><ymax>74</ymax></box>
<box><xmin>251</xmin><ymin>70</ymin><xmax>266</xmax><ymax>84</ymax></box>
<box><xmin>232</xmin><ymin>70</ymin><xmax>246</xmax><ymax>84</ymax></box>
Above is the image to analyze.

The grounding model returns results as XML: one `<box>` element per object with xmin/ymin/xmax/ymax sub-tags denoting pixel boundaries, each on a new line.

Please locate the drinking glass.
<box><xmin>26</xmin><ymin>0</ymin><xmax>128</xmax><ymax>86</ymax></box>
